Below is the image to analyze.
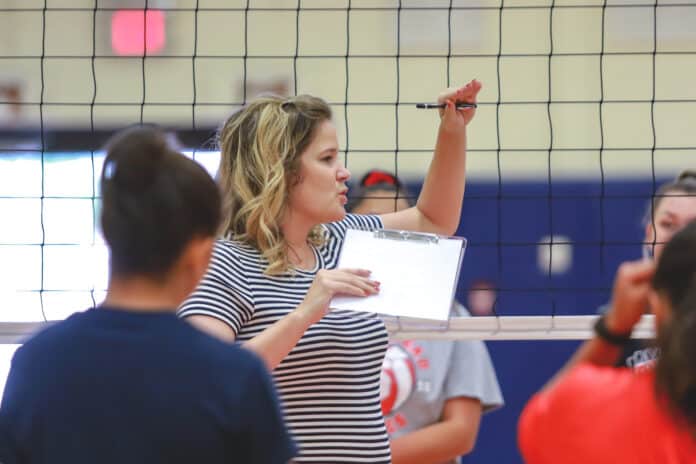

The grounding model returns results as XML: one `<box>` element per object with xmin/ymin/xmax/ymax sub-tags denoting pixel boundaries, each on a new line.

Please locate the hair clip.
<box><xmin>361</xmin><ymin>170</ymin><xmax>401</xmax><ymax>188</ymax></box>
<box><xmin>103</xmin><ymin>160</ymin><xmax>116</xmax><ymax>180</ymax></box>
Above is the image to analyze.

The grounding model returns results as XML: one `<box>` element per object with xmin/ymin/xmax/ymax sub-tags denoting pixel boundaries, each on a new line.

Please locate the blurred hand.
<box><xmin>605</xmin><ymin>260</ymin><xmax>655</xmax><ymax>334</ymax></box>
<box><xmin>296</xmin><ymin>268</ymin><xmax>380</xmax><ymax>325</ymax></box>
<box><xmin>437</xmin><ymin>79</ymin><xmax>482</xmax><ymax>131</ymax></box>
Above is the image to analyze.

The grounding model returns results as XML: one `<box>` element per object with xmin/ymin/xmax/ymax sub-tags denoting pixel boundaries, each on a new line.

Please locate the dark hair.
<box><xmin>100</xmin><ymin>126</ymin><xmax>221</xmax><ymax>279</ymax></box>
<box><xmin>644</xmin><ymin>170</ymin><xmax>696</xmax><ymax>226</ymax></box>
<box><xmin>346</xmin><ymin>170</ymin><xmax>415</xmax><ymax>212</ymax></box>
<box><xmin>652</xmin><ymin>219</ymin><xmax>696</xmax><ymax>432</ymax></box>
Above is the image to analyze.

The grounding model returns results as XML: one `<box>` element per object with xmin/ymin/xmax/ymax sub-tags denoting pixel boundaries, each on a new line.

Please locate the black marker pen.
<box><xmin>416</xmin><ymin>103</ymin><xmax>478</xmax><ymax>109</ymax></box>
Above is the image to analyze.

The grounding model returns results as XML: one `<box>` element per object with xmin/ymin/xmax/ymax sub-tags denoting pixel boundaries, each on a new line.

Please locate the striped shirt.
<box><xmin>179</xmin><ymin>214</ymin><xmax>391</xmax><ymax>463</ymax></box>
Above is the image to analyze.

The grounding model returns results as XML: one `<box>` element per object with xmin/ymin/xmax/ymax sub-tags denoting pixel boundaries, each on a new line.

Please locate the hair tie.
<box><xmin>103</xmin><ymin>160</ymin><xmax>116</xmax><ymax>180</ymax></box>
<box><xmin>362</xmin><ymin>170</ymin><xmax>401</xmax><ymax>188</ymax></box>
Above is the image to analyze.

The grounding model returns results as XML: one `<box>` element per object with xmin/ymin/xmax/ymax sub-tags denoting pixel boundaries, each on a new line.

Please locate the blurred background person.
<box><xmin>599</xmin><ymin>170</ymin><xmax>696</xmax><ymax>370</ymax></box>
<box><xmin>467</xmin><ymin>279</ymin><xmax>498</xmax><ymax>317</ymax></box>
<box><xmin>348</xmin><ymin>169</ymin><xmax>504</xmax><ymax>464</ymax></box>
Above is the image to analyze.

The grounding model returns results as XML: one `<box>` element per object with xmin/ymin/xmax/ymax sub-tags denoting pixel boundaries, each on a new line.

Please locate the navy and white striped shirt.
<box><xmin>179</xmin><ymin>214</ymin><xmax>391</xmax><ymax>463</ymax></box>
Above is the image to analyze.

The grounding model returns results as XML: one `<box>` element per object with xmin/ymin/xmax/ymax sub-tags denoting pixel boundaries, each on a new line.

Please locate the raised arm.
<box><xmin>381</xmin><ymin>79</ymin><xmax>481</xmax><ymax>236</ymax></box>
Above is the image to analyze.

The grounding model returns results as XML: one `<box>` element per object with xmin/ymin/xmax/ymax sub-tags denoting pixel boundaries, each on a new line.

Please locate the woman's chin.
<box><xmin>326</xmin><ymin>208</ymin><xmax>346</xmax><ymax>223</ymax></box>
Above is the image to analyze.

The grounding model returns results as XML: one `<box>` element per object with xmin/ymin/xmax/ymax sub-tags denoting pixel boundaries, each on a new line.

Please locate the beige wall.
<box><xmin>1</xmin><ymin>0</ymin><xmax>695</xmax><ymax>179</ymax></box>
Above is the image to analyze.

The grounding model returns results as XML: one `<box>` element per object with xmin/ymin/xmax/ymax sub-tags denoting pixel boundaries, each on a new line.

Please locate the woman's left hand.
<box><xmin>437</xmin><ymin>79</ymin><xmax>482</xmax><ymax>131</ymax></box>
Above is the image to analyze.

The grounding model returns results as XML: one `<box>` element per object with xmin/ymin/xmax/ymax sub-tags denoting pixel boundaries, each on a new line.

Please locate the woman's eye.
<box><xmin>659</xmin><ymin>221</ymin><xmax>674</xmax><ymax>230</ymax></box>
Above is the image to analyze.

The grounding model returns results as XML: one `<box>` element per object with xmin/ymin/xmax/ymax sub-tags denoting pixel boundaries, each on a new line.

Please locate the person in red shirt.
<box><xmin>518</xmin><ymin>219</ymin><xmax>696</xmax><ymax>464</ymax></box>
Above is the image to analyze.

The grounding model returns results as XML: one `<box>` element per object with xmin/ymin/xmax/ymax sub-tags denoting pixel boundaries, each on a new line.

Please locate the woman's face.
<box><xmin>646</xmin><ymin>191</ymin><xmax>696</xmax><ymax>260</ymax></box>
<box><xmin>287</xmin><ymin>120</ymin><xmax>351</xmax><ymax>225</ymax></box>
<box><xmin>350</xmin><ymin>189</ymin><xmax>411</xmax><ymax>215</ymax></box>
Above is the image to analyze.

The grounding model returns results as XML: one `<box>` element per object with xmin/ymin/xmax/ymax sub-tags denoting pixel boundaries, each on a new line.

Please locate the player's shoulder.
<box><xmin>549</xmin><ymin>364</ymin><xmax>639</xmax><ymax>406</ymax></box>
<box><xmin>18</xmin><ymin>311</ymin><xmax>89</xmax><ymax>352</ymax></box>
<box><xmin>8</xmin><ymin>312</ymin><xmax>92</xmax><ymax>373</ymax></box>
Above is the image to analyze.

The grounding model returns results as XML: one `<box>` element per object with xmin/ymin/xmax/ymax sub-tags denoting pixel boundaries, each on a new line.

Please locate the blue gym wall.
<box><xmin>404</xmin><ymin>178</ymin><xmax>659</xmax><ymax>463</ymax></box>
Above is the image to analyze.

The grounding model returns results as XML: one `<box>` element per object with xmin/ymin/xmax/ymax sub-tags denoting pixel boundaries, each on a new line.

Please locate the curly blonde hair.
<box><xmin>217</xmin><ymin>94</ymin><xmax>332</xmax><ymax>275</ymax></box>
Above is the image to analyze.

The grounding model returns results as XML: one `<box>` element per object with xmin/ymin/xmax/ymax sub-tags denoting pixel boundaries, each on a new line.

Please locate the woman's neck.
<box><xmin>281</xmin><ymin>216</ymin><xmax>316</xmax><ymax>269</ymax></box>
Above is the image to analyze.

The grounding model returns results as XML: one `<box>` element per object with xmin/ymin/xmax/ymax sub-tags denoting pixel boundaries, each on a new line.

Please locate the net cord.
<box><xmin>0</xmin><ymin>315</ymin><xmax>656</xmax><ymax>344</ymax></box>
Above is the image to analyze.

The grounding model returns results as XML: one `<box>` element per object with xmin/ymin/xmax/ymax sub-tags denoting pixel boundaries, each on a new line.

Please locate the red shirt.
<box><xmin>519</xmin><ymin>364</ymin><xmax>696</xmax><ymax>464</ymax></box>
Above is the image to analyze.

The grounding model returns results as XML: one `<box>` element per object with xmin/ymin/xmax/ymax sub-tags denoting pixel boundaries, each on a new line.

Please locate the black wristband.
<box><xmin>594</xmin><ymin>314</ymin><xmax>632</xmax><ymax>346</ymax></box>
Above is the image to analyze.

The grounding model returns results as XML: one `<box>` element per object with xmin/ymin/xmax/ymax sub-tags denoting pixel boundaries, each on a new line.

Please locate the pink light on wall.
<box><xmin>111</xmin><ymin>10</ymin><xmax>166</xmax><ymax>56</ymax></box>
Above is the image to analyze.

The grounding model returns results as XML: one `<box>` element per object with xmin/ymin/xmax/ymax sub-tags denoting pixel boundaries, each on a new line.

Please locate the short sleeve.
<box><xmin>444</xmin><ymin>304</ymin><xmax>504</xmax><ymax>412</ymax></box>
<box><xmin>240</xmin><ymin>357</ymin><xmax>298</xmax><ymax>464</ymax></box>
<box><xmin>178</xmin><ymin>241</ymin><xmax>255</xmax><ymax>336</ymax></box>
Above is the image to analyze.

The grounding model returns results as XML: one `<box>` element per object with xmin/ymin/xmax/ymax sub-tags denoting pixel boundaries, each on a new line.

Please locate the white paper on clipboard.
<box><xmin>330</xmin><ymin>229</ymin><xmax>467</xmax><ymax>321</ymax></box>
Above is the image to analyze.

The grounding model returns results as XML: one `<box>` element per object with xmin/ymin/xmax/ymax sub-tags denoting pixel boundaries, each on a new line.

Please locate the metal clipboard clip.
<box><xmin>373</xmin><ymin>229</ymin><xmax>440</xmax><ymax>244</ymax></box>
<box><xmin>334</xmin><ymin>228</ymin><xmax>466</xmax><ymax>323</ymax></box>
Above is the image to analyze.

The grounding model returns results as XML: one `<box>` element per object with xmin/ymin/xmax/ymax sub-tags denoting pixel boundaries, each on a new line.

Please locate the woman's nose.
<box><xmin>338</xmin><ymin>165</ymin><xmax>351</xmax><ymax>181</ymax></box>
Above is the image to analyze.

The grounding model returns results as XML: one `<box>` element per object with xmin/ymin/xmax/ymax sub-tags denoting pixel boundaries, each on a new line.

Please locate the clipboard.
<box><xmin>330</xmin><ymin>229</ymin><xmax>467</xmax><ymax>321</ymax></box>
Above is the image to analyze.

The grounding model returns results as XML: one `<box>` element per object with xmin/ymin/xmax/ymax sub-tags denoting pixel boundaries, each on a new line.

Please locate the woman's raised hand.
<box><xmin>437</xmin><ymin>79</ymin><xmax>482</xmax><ymax>131</ymax></box>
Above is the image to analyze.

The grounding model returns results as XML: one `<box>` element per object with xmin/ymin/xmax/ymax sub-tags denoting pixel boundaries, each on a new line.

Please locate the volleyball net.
<box><xmin>1</xmin><ymin>0</ymin><xmax>696</xmax><ymax>342</ymax></box>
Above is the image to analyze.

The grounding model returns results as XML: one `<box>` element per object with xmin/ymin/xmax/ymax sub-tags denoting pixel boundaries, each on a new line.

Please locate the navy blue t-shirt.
<box><xmin>0</xmin><ymin>306</ymin><xmax>297</xmax><ymax>464</ymax></box>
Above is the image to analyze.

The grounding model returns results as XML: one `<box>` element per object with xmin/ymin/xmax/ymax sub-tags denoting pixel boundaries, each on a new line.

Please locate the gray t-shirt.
<box><xmin>380</xmin><ymin>303</ymin><xmax>504</xmax><ymax>463</ymax></box>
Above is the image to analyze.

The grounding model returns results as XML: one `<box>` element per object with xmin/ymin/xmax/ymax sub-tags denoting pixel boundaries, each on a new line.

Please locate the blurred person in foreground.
<box><xmin>519</xmin><ymin>219</ymin><xmax>696</xmax><ymax>463</ymax></box>
<box><xmin>0</xmin><ymin>127</ymin><xmax>296</xmax><ymax>464</ymax></box>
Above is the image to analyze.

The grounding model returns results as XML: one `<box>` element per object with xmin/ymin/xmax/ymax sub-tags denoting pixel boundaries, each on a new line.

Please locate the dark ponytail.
<box><xmin>652</xmin><ymin>220</ymin><xmax>696</xmax><ymax>432</ymax></box>
<box><xmin>100</xmin><ymin>126</ymin><xmax>221</xmax><ymax>279</ymax></box>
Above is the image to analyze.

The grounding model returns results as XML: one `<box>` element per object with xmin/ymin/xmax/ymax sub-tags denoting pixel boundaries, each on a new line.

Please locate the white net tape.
<box><xmin>384</xmin><ymin>314</ymin><xmax>655</xmax><ymax>341</ymax></box>
<box><xmin>1</xmin><ymin>314</ymin><xmax>655</xmax><ymax>344</ymax></box>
